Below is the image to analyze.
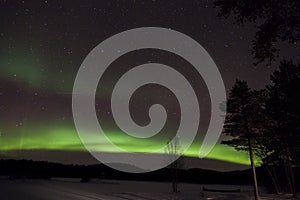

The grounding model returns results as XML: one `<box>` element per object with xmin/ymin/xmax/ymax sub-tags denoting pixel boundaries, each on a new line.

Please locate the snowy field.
<box><xmin>0</xmin><ymin>177</ymin><xmax>294</xmax><ymax>200</ymax></box>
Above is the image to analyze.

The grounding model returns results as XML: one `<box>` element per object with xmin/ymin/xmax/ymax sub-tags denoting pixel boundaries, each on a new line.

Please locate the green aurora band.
<box><xmin>0</xmin><ymin>124</ymin><xmax>252</xmax><ymax>166</ymax></box>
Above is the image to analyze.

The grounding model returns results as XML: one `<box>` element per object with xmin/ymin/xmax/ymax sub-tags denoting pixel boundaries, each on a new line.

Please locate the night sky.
<box><xmin>1</xmin><ymin>0</ymin><xmax>299</xmax><ymax>171</ymax></box>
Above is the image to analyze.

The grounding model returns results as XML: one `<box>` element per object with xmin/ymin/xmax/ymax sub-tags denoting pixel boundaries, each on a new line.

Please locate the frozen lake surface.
<box><xmin>0</xmin><ymin>178</ymin><xmax>293</xmax><ymax>199</ymax></box>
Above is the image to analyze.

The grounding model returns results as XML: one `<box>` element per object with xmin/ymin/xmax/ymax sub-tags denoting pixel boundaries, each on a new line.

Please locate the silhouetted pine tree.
<box><xmin>222</xmin><ymin>79</ymin><xmax>264</xmax><ymax>200</ymax></box>
<box><xmin>264</xmin><ymin>60</ymin><xmax>300</xmax><ymax>198</ymax></box>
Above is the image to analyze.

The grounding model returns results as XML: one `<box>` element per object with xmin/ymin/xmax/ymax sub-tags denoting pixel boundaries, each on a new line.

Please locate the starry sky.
<box><xmin>1</xmin><ymin>0</ymin><xmax>299</xmax><ymax>171</ymax></box>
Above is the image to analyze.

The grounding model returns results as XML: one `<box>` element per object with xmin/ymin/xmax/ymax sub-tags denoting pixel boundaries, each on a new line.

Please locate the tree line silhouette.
<box><xmin>214</xmin><ymin>1</ymin><xmax>300</xmax><ymax>198</ymax></box>
<box><xmin>1</xmin><ymin>159</ymin><xmax>299</xmax><ymax>191</ymax></box>
<box><xmin>222</xmin><ymin>60</ymin><xmax>300</xmax><ymax>198</ymax></box>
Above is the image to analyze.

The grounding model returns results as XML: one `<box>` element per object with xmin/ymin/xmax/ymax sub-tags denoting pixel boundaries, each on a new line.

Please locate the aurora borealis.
<box><xmin>0</xmin><ymin>124</ymin><xmax>251</xmax><ymax>166</ymax></box>
<box><xmin>1</xmin><ymin>0</ymin><xmax>299</xmax><ymax>171</ymax></box>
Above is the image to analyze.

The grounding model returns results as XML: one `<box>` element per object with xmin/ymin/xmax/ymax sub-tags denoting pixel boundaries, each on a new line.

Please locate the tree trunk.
<box><xmin>172</xmin><ymin>161</ymin><xmax>178</xmax><ymax>193</ymax></box>
<box><xmin>286</xmin><ymin>150</ymin><xmax>297</xmax><ymax>198</ymax></box>
<box><xmin>272</xmin><ymin>165</ymin><xmax>280</xmax><ymax>193</ymax></box>
<box><xmin>248</xmin><ymin>137</ymin><xmax>260</xmax><ymax>200</ymax></box>
<box><xmin>265</xmin><ymin>165</ymin><xmax>280</xmax><ymax>194</ymax></box>
<box><xmin>284</xmin><ymin>164</ymin><xmax>293</xmax><ymax>193</ymax></box>
<box><xmin>172</xmin><ymin>167</ymin><xmax>176</xmax><ymax>193</ymax></box>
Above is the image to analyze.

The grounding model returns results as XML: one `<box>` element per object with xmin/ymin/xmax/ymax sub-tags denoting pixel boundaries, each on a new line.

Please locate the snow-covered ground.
<box><xmin>0</xmin><ymin>177</ymin><xmax>295</xmax><ymax>200</ymax></box>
